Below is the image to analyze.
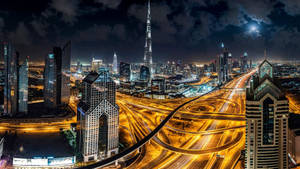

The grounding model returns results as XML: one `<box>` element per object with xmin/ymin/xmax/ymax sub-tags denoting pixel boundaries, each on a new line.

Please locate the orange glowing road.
<box><xmin>0</xmin><ymin>69</ymin><xmax>255</xmax><ymax>169</ymax></box>
<box><xmin>117</xmin><ymin>70</ymin><xmax>255</xmax><ymax>169</ymax></box>
<box><xmin>0</xmin><ymin>96</ymin><xmax>78</xmax><ymax>133</ymax></box>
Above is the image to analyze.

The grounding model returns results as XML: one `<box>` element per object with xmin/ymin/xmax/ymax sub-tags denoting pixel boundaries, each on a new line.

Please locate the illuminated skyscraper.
<box><xmin>245</xmin><ymin>60</ymin><xmax>289</xmax><ymax>169</ymax></box>
<box><xmin>18</xmin><ymin>57</ymin><xmax>28</xmax><ymax>113</ymax></box>
<box><xmin>61</xmin><ymin>41</ymin><xmax>71</xmax><ymax>105</ymax></box>
<box><xmin>44</xmin><ymin>42</ymin><xmax>71</xmax><ymax>109</ymax></box>
<box><xmin>144</xmin><ymin>0</ymin><xmax>153</xmax><ymax>77</ymax></box>
<box><xmin>217</xmin><ymin>43</ymin><xmax>230</xmax><ymax>85</ymax></box>
<box><xmin>112</xmin><ymin>52</ymin><xmax>118</xmax><ymax>74</ymax></box>
<box><xmin>78</xmin><ymin>68</ymin><xmax>119</xmax><ymax>162</ymax></box>
<box><xmin>76</xmin><ymin>60</ymin><xmax>81</xmax><ymax>73</ymax></box>
<box><xmin>228</xmin><ymin>52</ymin><xmax>233</xmax><ymax>74</ymax></box>
<box><xmin>91</xmin><ymin>58</ymin><xmax>103</xmax><ymax>72</ymax></box>
<box><xmin>119</xmin><ymin>62</ymin><xmax>131</xmax><ymax>82</ymax></box>
<box><xmin>44</xmin><ymin>52</ymin><xmax>57</xmax><ymax>109</ymax></box>
<box><xmin>240</xmin><ymin>52</ymin><xmax>248</xmax><ymax>73</ymax></box>
<box><xmin>1</xmin><ymin>41</ymin><xmax>19</xmax><ymax>116</ymax></box>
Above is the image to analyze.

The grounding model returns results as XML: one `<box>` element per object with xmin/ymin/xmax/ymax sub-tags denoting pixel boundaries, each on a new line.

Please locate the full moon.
<box><xmin>249</xmin><ymin>25</ymin><xmax>259</xmax><ymax>33</ymax></box>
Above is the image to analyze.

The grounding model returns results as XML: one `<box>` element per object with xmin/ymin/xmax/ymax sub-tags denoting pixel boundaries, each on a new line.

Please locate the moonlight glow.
<box><xmin>249</xmin><ymin>25</ymin><xmax>259</xmax><ymax>33</ymax></box>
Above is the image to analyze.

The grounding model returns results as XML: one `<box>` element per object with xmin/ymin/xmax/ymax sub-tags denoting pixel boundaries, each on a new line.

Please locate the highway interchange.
<box><xmin>0</xmin><ymin>70</ymin><xmax>266</xmax><ymax>169</ymax></box>
<box><xmin>117</xmin><ymin>70</ymin><xmax>255</xmax><ymax>169</ymax></box>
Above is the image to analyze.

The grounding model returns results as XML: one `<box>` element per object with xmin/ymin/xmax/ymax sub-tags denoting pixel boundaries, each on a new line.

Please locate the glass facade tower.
<box><xmin>140</xmin><ymin>65</ymin><xmax>150</xmax><ymax>82</ymax></box>
<box><xmin>1</xmin><ymin>41</ymin><xmax>19</xmax><ymax>116</ymax></box>
<box><xmin>44</xmin><ymin>41</ymin><xmax>71</xmax><ymax>109</ymax></box>
<box><xmin>61</xmin><ymin>41</ymin><xmax>71</xmax><ymax>105</ymax></box>
<box><xmin>119</xmin><ymin>62</ymin><xmax>131</xmax><ymax>82</ymax></box>
<box><xmin>18</xmin><ymin>57</ymin><xmax>28</xmax><ymax>113</ymax></box>
<box><xmin>44</xmin><ymin>53</ymin><xmax>57</xmax><ymax>109</ymax></box>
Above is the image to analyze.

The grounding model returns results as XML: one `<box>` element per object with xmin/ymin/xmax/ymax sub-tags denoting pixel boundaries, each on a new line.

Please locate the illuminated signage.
<box><xmin>13</xmin><ymin>156</ymin><xmax>75</xmax><ymax>166</ymax></box>
<box><xmin>13</xmin><ymin>158</ymin><xmax>48</xmax><ymax>166</ymax></box>
<box><xmin>48</xmin><ymin>156</ymin><xmax>76</xmax><ymax>166</ymax></box>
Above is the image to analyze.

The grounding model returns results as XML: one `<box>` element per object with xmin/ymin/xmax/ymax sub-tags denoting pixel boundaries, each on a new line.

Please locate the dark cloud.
<box><xmin>95</xmin><ymin>0</ymin><xmax>122</xmax><ymax>9</ymax></box>
<box><xmin>112</xmin><ymin>24</ymin><xmax>126</xmax><ymax>40</ymax></box>
<box><xmin>232</xmin><ymin>0</ymin><xmax>275</xmax><ymax>23</ymax></box>
<box><xmin>31</xmin><ymin>20</ymin><xmax>48</xmax><ymax>37</ymax></box>
<box><xmin>9</xmin><ymin>22</ymin><xmax>32</xmax><ymax>46</ymax></box>
<box><xmin>128</xmin><ymin>2</ymin><xmax>177</xmax><ymax>34</ymax></box>
<box><xmin>76</xmin><ymin>24</ymin><xmax>111</xmax><ymax>42</ymax></box>
<box><xmin>1</xmin><ymin>0</ymin><xmax>300</xmax><ymax>63</ymax></box>
<box><xmin>50</xmin><ymin>0</ymin><xmax>80</xmax><ymax>24</ymax></box>
<box><xmin>280</xmin><ymin>0</ymin><xmax>300</xmax><ymax>15</ymax></box>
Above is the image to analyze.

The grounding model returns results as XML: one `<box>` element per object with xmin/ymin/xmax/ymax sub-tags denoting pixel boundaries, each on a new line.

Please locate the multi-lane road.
<box><xmin>0</xmin><ymin>70</ymin><xmax>255</xmax><ymax>169</ymax></box>
<box><xmin>114</xmin><ymin>71</ymin><xmax>255</xmax><ymax>169</ymax></box>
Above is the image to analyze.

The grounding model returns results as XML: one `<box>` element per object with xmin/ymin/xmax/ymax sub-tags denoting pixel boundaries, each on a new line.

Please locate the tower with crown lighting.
<box><xmin>144</xmin><ymin>0</ymin><xmax>153</xmax><ymax>78</ymax></box>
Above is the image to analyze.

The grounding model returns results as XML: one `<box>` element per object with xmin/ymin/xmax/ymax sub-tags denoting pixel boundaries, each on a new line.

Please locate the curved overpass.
<box><xmin>153</xmin><ymin>131</ymin><xmax>243</xmax><ymax>155</ymax></box>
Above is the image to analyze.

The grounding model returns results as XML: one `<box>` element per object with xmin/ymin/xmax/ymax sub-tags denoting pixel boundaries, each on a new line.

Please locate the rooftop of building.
<box><xmin>246</xmin><ymin>60</ymin><xmax>287</xmax><ymax>101</ymax></box>
<box><xmin>82</xmin><ymin>71</ymin><xmax>99</xmax><ymax>84</ymax></box>
<box><xmin>83</xmin><ymin>70</ymin><xmax>113</xmax><ymax>84</ymax></box>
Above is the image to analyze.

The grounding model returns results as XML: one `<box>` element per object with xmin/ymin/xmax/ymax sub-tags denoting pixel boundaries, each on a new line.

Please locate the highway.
<box><xmin>77</xmin><ymin>85</ymin><xmax>213</xmax><ymax>169</ymax></box>
<box><xmin>78</xmin><ymin>70</ymin><xmax>255</xmax><ymax>168</ymax></box>
<box><xmin>119</xmin><ymin>71</ymin><xmax>254</xmax><ymax>169</ymax></box>
<box><xmin>1</xmin><ymin>70</ymin><xmax>254</xmax><ymax>169</ymax></box>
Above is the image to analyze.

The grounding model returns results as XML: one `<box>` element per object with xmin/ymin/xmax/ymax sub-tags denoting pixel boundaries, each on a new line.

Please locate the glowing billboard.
<box><xmin>13</xmin><ymin>156</ymin><xmax>75</xmax><ymax>166</ymax></box>
<box><xmin>13</xmin><ymin>158</ymin><xmax>48</xmax><ymax>166</ymax></box>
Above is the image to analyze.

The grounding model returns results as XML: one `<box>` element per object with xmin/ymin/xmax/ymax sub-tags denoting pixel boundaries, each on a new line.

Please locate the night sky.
<box><xmin>1</xmin><ymin>0</ymin><xmax>300</xmax><ymax>64</ymax></box>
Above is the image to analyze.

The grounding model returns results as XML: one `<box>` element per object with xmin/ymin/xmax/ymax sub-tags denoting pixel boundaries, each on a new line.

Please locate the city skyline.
<box><xmin>1</xmin><ymin>1</ymin><xmax>300</xmax><ymax>169</ymax></box>
<box><xmin>1</xmin><ymin>0</ymin><xmax>300</xmax><ymax>63</ymax></box>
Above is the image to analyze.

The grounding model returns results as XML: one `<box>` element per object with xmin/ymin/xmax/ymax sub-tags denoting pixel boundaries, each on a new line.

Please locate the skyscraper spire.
<box><xmin>144</xmin><ymin>0</ymin><xmax>152</xmax><ymax>75</ymax></box>
<box><xmin>113</xmin><ymin>52</ymin><xmax>118</xmax><ymax>74</ymax></box>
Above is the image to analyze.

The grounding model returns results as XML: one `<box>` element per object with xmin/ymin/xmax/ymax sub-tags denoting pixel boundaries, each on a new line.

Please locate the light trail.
<box><xmin>119</xmin><ymin>70</ymin><xmax>256</xmax><ymax>169</ymax></box>
<box><xmin>2</xmin><ymin>70</ymin><xmax>256</xmax><ymax>169</ymax></box>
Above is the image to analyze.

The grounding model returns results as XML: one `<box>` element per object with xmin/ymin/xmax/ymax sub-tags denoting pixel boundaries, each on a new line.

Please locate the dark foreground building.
<box><xmin>245</xmin><ymin>60</ymin><xmax>289</xmax><ymax>169</ymax></box>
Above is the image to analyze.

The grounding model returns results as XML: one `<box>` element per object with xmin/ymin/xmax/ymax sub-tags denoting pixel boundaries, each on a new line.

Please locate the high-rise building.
<box><xmin>61</xmin><ymin>41</ymin><xmax>71</xmax><ymax>105</ymax></box>
<box><xmin>1</xmin><ymin>41</ymin><xmax>19</xmax><ymax>116</ymax></box>
<box><xmin>76</xmin><ymin>60</ymin><xmax>81</xmax><ymax>73</ymax></box>
<box><xmin>44</xmin><ymin>53</ymin><xmax>57</xmax><ymax>109</ymax></box>
<box><xmin>53</xmin><ymin>47</ymin><xmax>63</xmax><ymax>107</ymax></box>
<box><xmin>228</xmin><ymin>52</ymin><xmax>233</xmax><ymax>74</ymax></box>
<box><xmin>78</xmin><ymin>68</ymin><xmax>119</xmax><ymax>162</ymax></box>
<box><xmin>217</xmin><ymin>55</ymin><xmax>224</xmax><ymax>85</ymax></box>
<box><xmin>217</xmin><ymin>43</ymin><xmax>230</xmax><ymax>85</ymax></box>
<box><xmin>44</xmin><ymin>42</ymin><xmax>71</xmax><ymax>109</ymax></box>
<box><xmin>119</xmin><ymin>62</ymin><xmax>131</xmax><ymax>82</ymax></box>
<box><xmin>240</xmin><ymin>52</ymin><xmax>248</xmax><ymax>73</ymax></box>
<box><xmin>18</xmin><ymin>57</ymin><xmax>28</xmax><ymax>113</ymax></box>
<box><xmin>245</xmin><ymin>60</ymin><xmax>289</xmax><ymax>169</ymax></box>
<box><xmin>140</xmin><ymin>65</ymin><xmax>150</xmax><ymax>82</ymax></box>
<box><xmin>144</xmin><ymin>0</ymin><xmax>153</xmax><ymax>77</ymax></box>
<box><xmin>91</xmin><ymin>58</ymin><xmax>103</xmax><ymax>72</ymax></box>
<box><xmin>112</xmin><ymin>52</ymin><xmax>118</xmax><ymax>74</ymax></box>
